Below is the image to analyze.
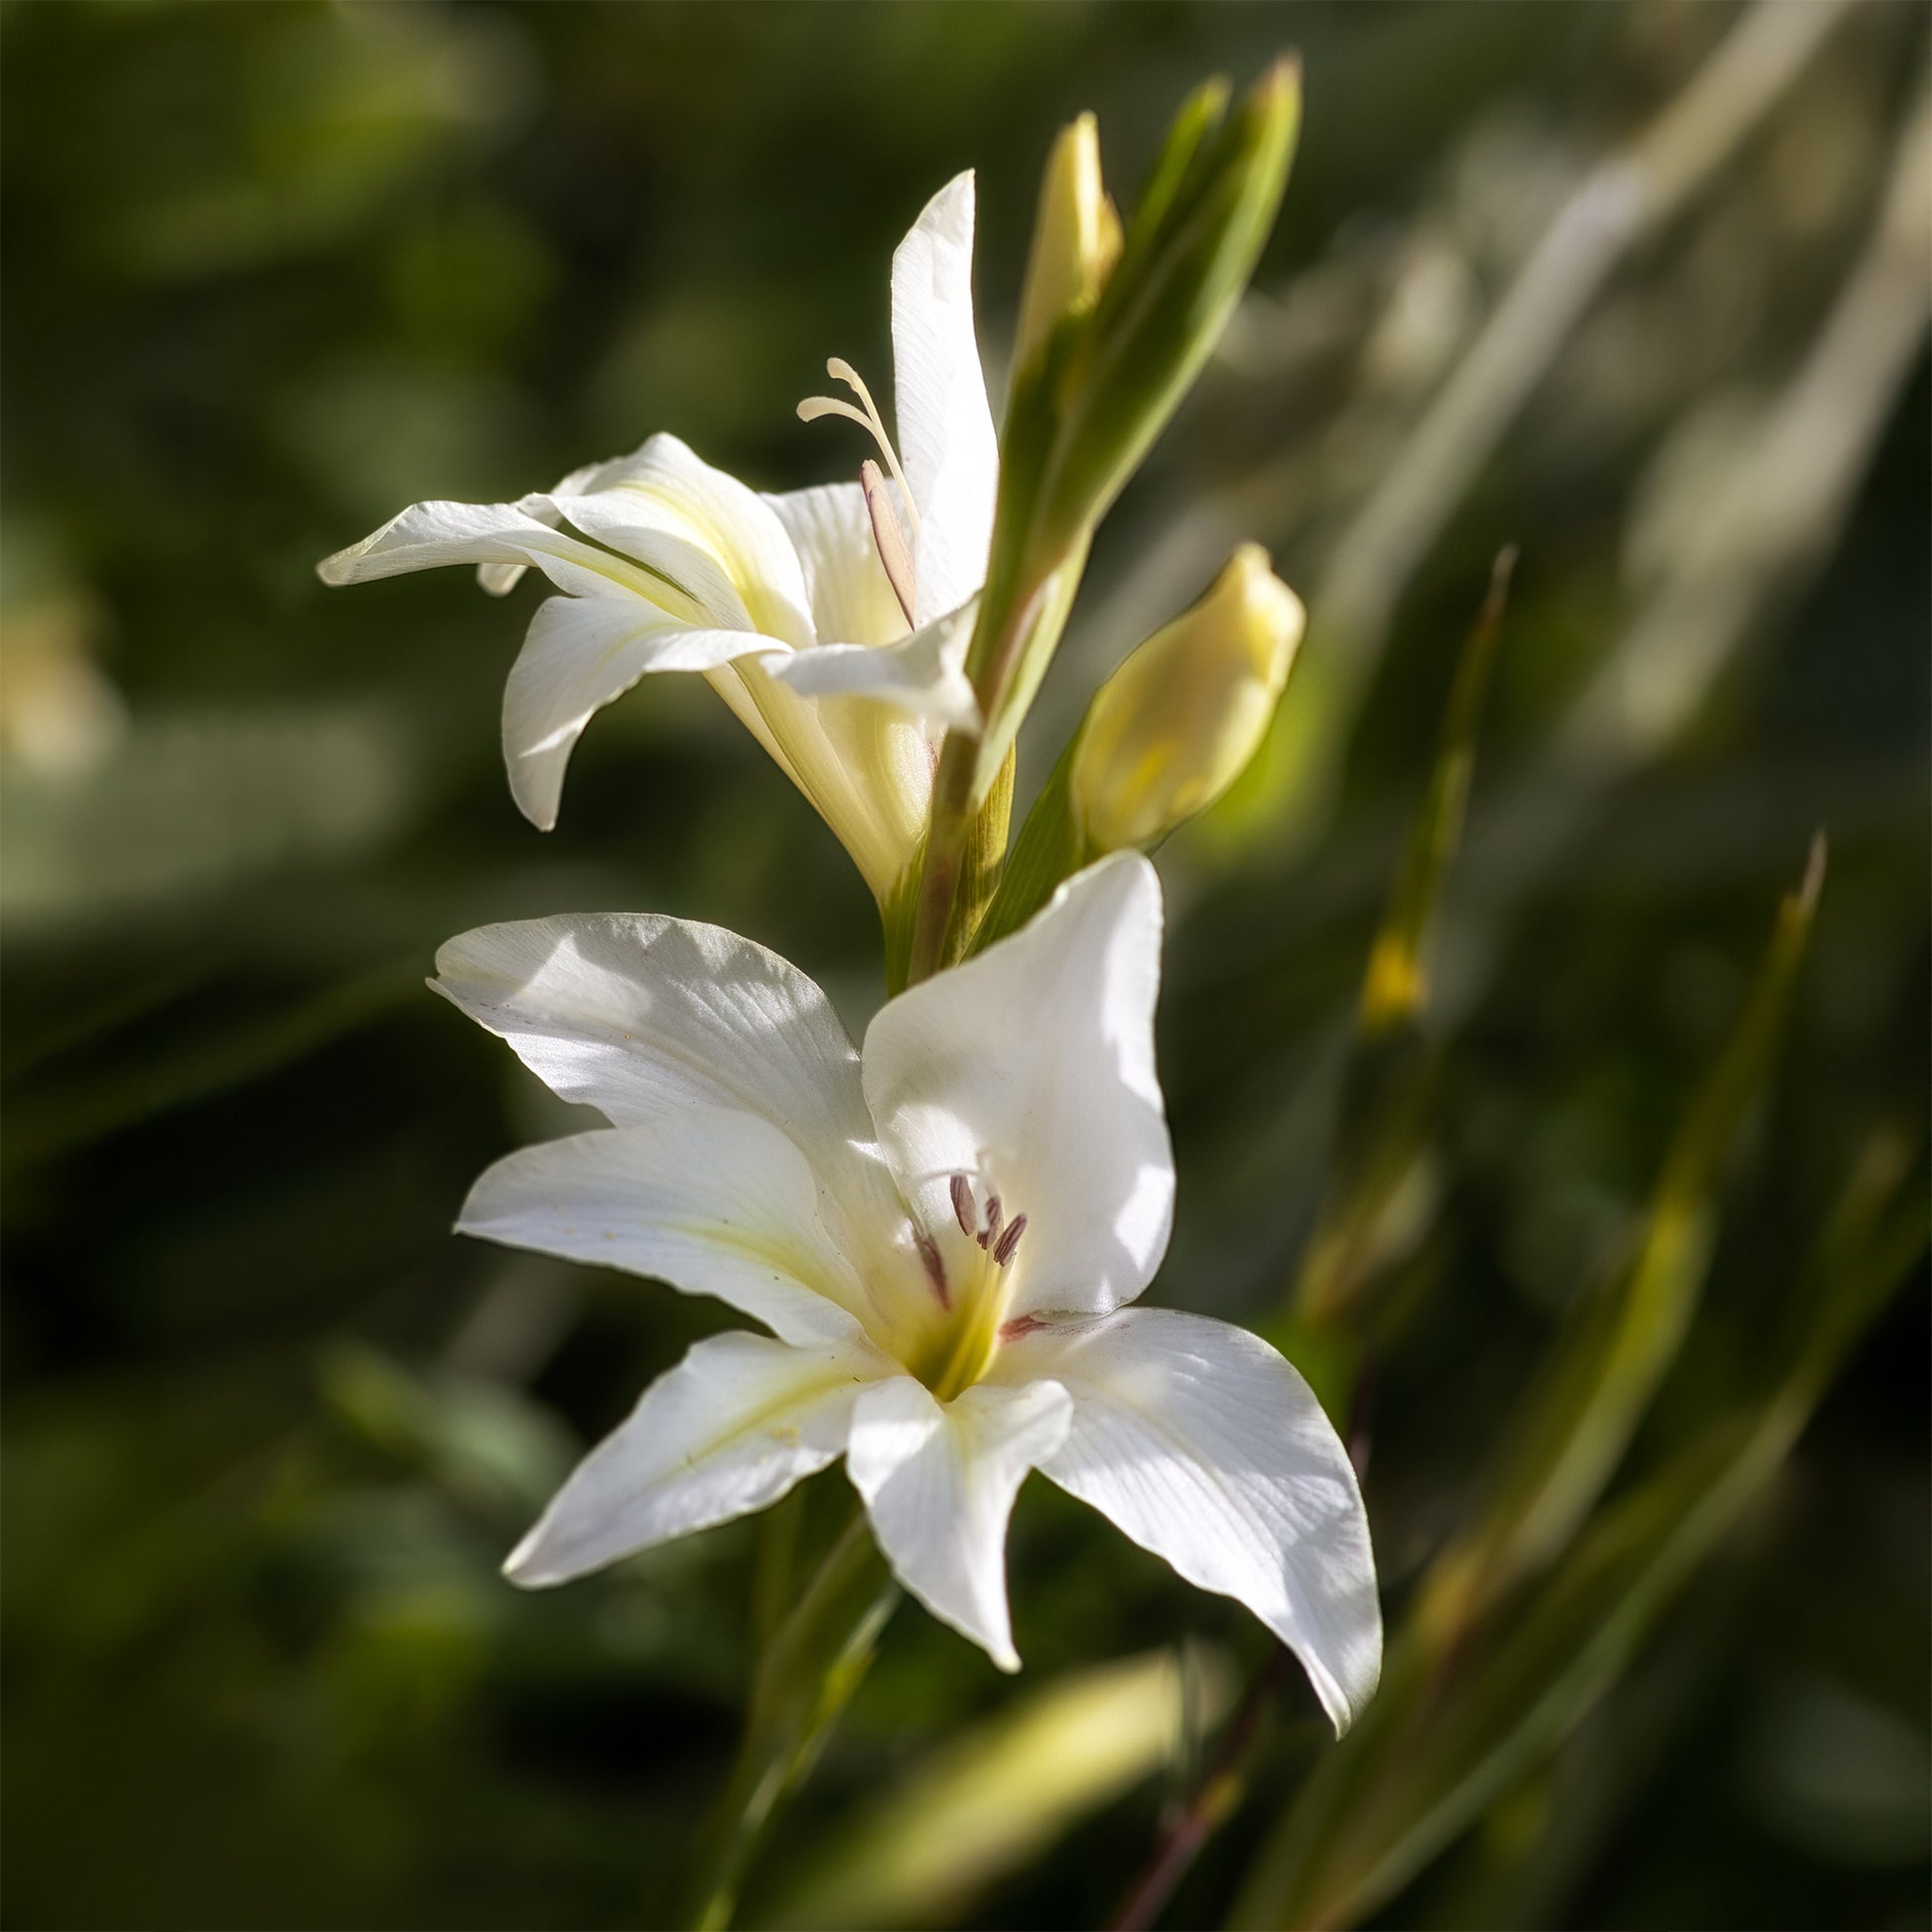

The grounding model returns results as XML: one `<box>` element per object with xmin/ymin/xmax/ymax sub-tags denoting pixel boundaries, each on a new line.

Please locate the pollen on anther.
<box><xmin>950</xmin><ymin>1173</ymin><xmax>975</xmax><ymax>1239</ymax></box>
<box><xmin>993</xmin><ymin>1212</ymin><xmax>1028</xmax><ymax>1267</ymax></box>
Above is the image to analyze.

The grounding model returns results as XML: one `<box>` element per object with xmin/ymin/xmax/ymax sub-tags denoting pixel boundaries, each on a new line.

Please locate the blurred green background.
<box><xmin>2</xmin><ymin>3</ymin><xmax>1926</xmax><ymax>1928</ymax></box>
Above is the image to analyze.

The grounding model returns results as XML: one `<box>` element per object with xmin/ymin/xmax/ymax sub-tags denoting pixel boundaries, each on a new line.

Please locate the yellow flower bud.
<box><xmin>1013</xmin><ymin>113</ymin><xmax>1123</xmax><ymax>373</ymax></box>
<box><xmin>1071</xmin><ymin>544</ymin><xmax>1305</xmax><ymax>851</ymax></box>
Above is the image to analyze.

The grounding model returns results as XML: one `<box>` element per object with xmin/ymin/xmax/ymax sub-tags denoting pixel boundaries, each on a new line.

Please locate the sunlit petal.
<box><xmin>432</xmin><ymin>910</ymin><xmax>910</xmax><ymax>1271</ymax></box>
<box><xmin>506</xmin><ymin>1328</ymin><xmax>890</xmax><ymax>1586</ymax></box>
<box><xmin>317</xmin><ymin>495</ymin><xmax>665</xmax><ymax>604</ymax></box>
<box><xmin>846</xmin><ymin>1375</ymin><xmax>1072</xmax><ymax>1671</ymax></box>
<box><xmin>862</xmin><ymin>854</ymin><xmax>1173</xmax><ymax>1318</ymax></box>
<box><xmin>763</xmin><ymin>482</ymin><xmax>909</xmax><ymax>650</ymax></box>
<box><xmin>891</xmin><ymin>173</ymin><xmax>998</xmax><ymax>625</ymax></box>
<box><xmin>990</xmin><ymin>1309</ymin><xmax>1383</xmax><ymax>1733</ymax></box>
<box><xmin>502</xmin><ymin>598</ymin><xmax>772</xmax><ymax>830</ymax></box>
<box><xmin>458</xmin><ymin>1112</ymin><xmax>879</xmax><ymax>1346</ymax></box>
<box><xmin>764</xmin><ymin>596</ymin><xmax>980</xmax><ymax>733</ymax></box>
<box><xmin>555</xmin><ymin>434</ymin><xmax>816</xmax><ymax>647</ymax></box>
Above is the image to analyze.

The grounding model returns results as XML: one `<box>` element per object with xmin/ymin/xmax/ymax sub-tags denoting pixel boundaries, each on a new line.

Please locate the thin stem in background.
<box><xmin>688</xmin><ymin>1510</ymin><xmax>898</xmax><ymax>1931</ymax></box>
<box><xmin>1316</xmin><ymin>0</ymin><xmax>1863</xmax><ymax>657</ymax></box>
<box><xmin>1105</xmin><ymin>1646</ymin><xmax>1295</xmax><ymax>1932</ymax></box>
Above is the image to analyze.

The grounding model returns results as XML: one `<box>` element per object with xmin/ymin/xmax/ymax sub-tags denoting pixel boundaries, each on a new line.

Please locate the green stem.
<box><xmin>904</xmin><ymin>734</ymin><xmax>978</xmax><ymax>987</ymax></box>
<box><xmin>689</xmin><ymin>1509</ymin><xmax>899</xmax><ymax>1931</ymax></box>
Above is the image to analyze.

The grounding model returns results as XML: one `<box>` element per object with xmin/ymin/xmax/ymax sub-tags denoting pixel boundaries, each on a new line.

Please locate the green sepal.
<box><xmin>906</xmin><ymin>64</ymin><xmax>1301</xmax><ymax>982</ymax></box>
<box><xmin>971</xmin><ymin>736</ymin><xmax>1092</xmax><ymax>954</ymax></box>
<box><xmin>1034</xmin><ymin>60</ymin><xmax>1301</xmax><ymax>556</ymax></box>
<box><xmin>1124</xmin><ymin>75</ymin><xmax>1231</xmax><ymax>256</ymax></box>
<box><xmin>880</xmin><ymin>849</ymin><xmax>924</xmax><ymax>997</ymax></box>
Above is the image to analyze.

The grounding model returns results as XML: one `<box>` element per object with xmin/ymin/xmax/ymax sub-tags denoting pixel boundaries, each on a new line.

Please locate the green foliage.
<box><xmin>1232</xmin><ymin>1131</ymin><xmax>1926</xmax><ymax>1931</ymax></box>
<box><xmin>1422</xmin><ymin>837</ymin><xmax>1828</xmax><ymax>1635</ymax></box>
<box><xmin>1294</xmin><ymin>552</ymin><xmax>1512</xmax><ymax>1329</ymax></box>
<box><xmin>761</xmin><ymin>1646</ymin><xmax>1231</xmax><ymax>1930</ymax></box>
<box><xmin>3</xmin><ymin>4</ymin><xmax>1925</xmax><ymax>1931</ymax></box>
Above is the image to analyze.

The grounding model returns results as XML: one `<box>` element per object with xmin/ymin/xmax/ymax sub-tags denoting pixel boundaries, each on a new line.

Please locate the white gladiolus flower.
<box><xmin>318</xmin><ymin>175</ymin><xmax>1000</xmax><ymax>900</ymax></box>
<box><xmin>434</xmin><ymin>854</ymin><xmax>1382</xmax><ymax>1728</ymax></box>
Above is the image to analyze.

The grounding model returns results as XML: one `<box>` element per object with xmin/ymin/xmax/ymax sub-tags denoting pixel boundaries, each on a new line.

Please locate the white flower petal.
<box><xmin>861</xmin><ymin>854</ymin><xmax>1173</xmax><ymax>1319</ymax></box>
<box><xmin>556</xmin><ymin>434</ymin><xmax>815</xmax><ymax>647</ymax></box>
<box><xmin>709</xmin><ymin>657</ymin><xmax>939</xmax><ymax>903</ymax></box>
<box><xmin>763</xmin><ymin>597</ymin><xmax>981</xmax><ymax>732</ymax></box>
<box><xmin>991</xmin><ymin>1310</ymin><xmax>1383</xmax><ymax>1734</ymax></box>
<box><xmin>763</xmin><ymin>483</ymin><xmax>910</xmax><ymax>650</ymax></box>
<box><xmin>846</xmin><ymin>1376</ymin><xmax>1072</xmax><ymax>1671</ymax></box>
<box><xmin>892</xmin><ymin>173</ymin><xmax>998</xmax><ymax>626</ymax></box>
<box><xmin>458</xmin><ymin>1114</ymin><xmax>877</xmax><ymax>1347</ymax></box>
<box><xmin>476</xmin><ymin>454</ymin><xmax>623</xmax><ymax>596</ymax></box>
<box><xmin>432</xmin><ymin>911</ymin><xmax>910</xmax><ymax>1274</ymax></box>
<box><xmin>503</xmin><ymin>597</ymin><xmax>774</xmax><ymax>830</ymax></box>
<box><xmin>317</xmin><ymin>496</ymin><xmax>658</xmax><ymax>604</ymax></box>
<box><xmin>506</xmin><ymin>1328</ymin><xmax>888</xmax><ymax>1586</ymax></box>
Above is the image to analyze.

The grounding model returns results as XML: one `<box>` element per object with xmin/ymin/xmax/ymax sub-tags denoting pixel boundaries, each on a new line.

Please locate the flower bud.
<box><xmin>1013</xmin><ymin>113</ymin><xmax>1122</xmax><ymax>374</ymax></box>
<box><xmin>1038</xmin><ymin>60</ymin><xmax>1301</xmax><ymax>550</ymax></box>
<box><xmin>1072</xmin><ymin>544</ymin><xmax>1305</xmax><ymax>851</ymax></box>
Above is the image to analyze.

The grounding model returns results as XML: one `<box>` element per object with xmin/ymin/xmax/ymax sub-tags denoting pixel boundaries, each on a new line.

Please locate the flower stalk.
<box><xmin>905</xmin><ymin>63</ymin><xmax>1301</xmax><ymax>980</ymax></box>
<box><xmin>691</xmin><ymin>1509</ymin><xmax>899</xmax><ymax>1931</ymax></box>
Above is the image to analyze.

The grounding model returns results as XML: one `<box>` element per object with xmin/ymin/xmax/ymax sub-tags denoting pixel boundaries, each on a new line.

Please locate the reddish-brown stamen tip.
<box><xmin>913</xmin><ymin>1228</ymin><xmax>950</xmax><ymax>1310</ymax></box>
<box><xmin>950</xmin><ymin>1173</ymin><xmax>975</xmax><ymax>1239</ymax></box>
<box><xmin>979</xmin><ymin>1193</ymin><xmax>1003</xmax><ymax>1251</ymax></box>
<box><xmin>993</xmin><ymin>1212</ymin><xmax>1028</xmax><ymax>1268</ymax></box>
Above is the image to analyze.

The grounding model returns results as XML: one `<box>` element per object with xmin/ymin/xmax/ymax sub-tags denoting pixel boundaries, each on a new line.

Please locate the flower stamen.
<box><xmin>860</xmin><ymin>459</ymin><xmax>918</xmax><ymax>625</ymax></box>
<box><xmin>913</xmin><ymin>1226</ymin><xmax>950</xmax><ymax>1310</ymax></box>
<box><xmin>979</xmin><ymin>1194</ymin><xmax>1003</xmax><ymax>1252</ymax></box>
<box><xmin>993</xmin><ymin>1212</ymin><xmax>1028</xmax><ymax>1268</ymax></box>
<box><xmin>927</xmin><ymin>1174</ymin><xmax>1034</xmax><ymax>1399</ymax></box>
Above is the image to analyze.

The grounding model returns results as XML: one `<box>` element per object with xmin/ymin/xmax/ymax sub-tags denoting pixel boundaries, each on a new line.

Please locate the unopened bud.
<box><xmin>1040</xmin><ymin>60</ymin><xmax>1301</xmax><ymax>549</ymax></box>
<box><xmin>1014</xmin><ymin>114</ymin><xmax>1123</xmax><ymax>373</ymax></box>
<box><xmin>1071</xmin><ymin>544</ymin><xmax>1304</xmax><ymax>850</ymax></box>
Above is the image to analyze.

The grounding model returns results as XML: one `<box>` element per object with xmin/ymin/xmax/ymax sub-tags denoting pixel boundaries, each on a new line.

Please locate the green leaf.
<box><xmin>318</xmin><ymin>1341</ymin><xmax>576</xmax><ymax>1517</ymax></box>
<box><xmin>1230</xmin><ymin>1148</ymin><xmax>1923</xmax><ymax>1932</ymax></box>
<box><xmin>758</xmin><ymin>1647</ymin><xmax>1233</xmax><ymax>1931</ymax></box>
<box><xmin>3</xmin><ymin>961</ymin><xmax>419</xmax><ymax>1167</ymax></box>
<box><xmin>1419</xmin><ymin>837</ymin><xmax>1827</xmax><ymax>1632</ymax></box>
<box><xmin>1295</xmin><ymin>553</ymin><xmax>1512</xmax><ymax>1327</ymax></box>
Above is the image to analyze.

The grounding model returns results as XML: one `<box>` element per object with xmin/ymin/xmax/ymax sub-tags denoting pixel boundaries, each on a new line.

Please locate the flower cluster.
<box><xmin>323</xmin><ymin>74</ymin><xmax>1381</xmax><ymax>1739</ymax></box>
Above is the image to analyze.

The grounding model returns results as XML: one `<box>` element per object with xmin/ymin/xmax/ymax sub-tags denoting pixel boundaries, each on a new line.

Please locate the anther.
<box><xmin>993</xmin><ymin>1212</ymin><xmax>1028</xmax><ymax>1268</ymax></box>
<box><xmin>979</xmin><ymin>1193</ymin><xmax>1003</xmax><ymax>1251</ymax></box>
<box><xmin>913</xmin><ymin>1227</ymin><xmax>950</xmax><ymax>1310</ymax></box>
<box><xmin>860</xmin><ymin>459</ymin><xmax>917</xmax><ymax>625</ymax></box>
<box><xmin>950</xmin><ymin>1173</ymin><xmax>976</xmax><ymax>1239</ymax></box>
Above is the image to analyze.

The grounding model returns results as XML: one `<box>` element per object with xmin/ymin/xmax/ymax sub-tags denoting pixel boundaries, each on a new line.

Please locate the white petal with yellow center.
<box><xmin>436</xmin><ymin>860</ymin><xmax>1382</xmax><ymax>1706</ymax></box>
